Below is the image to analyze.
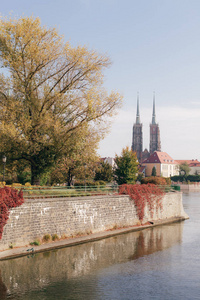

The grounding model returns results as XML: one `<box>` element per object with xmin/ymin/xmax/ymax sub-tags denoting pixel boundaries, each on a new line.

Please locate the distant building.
<box><xmin>132</xmin><ymin>92</ymin><xmax>161</xmax><ymax>163</ymax></box>
<box><xmin>132</xmin><ymin>93</ymin><xmax>143</xmax><ymax>162</ymax></box>
<box><xmin>149</xmin><ymin>95</ymin><xmax>161</xmax><ymax>154</ymax></box>
<box><xmin>101</xmin><ymin>157</ymin><xmax>116</xmax><ymax>168</ymax></box>
<box><xmin>142</xmin><ymin>151</ymin><xmax>179</xmax><ymax>177</ymax></box>
<box><xmin>176</xmin><ymin>159</ymin><xmax>200</xmax><ymax>175</ymax></box>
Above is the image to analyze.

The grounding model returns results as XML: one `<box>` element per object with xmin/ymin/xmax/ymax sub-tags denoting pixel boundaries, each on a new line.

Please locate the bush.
<box><xmin>137</xmin><ymin>172</ymin><xmax>144</xmax><ymax>182</ymax></box>
<box><xmin>0</xmin><ymin>187</ymin><xmax>24</xmax><ymax>239</ymax></box>
<box><xmin>11</xmin><ymin>183</ymin><xmax>22</xmax><ymax>188</ymax></box>
<box><xmin>187</xmin><ymin>175</ymin><xmax>200</xmax><ymax>182</ymax></box>
<box><xmin>94</xmin><ymin>180</ymin><xmax>106</xmax><ymax>186</ymax></box>
<box><xmin>40</xmin><ymin>171</ymin><xmax>51</xmax><ymax>186</ymax></box>
<box><xmin>17</xmin><ymin>171</ymin><xmax>31</xmax><ymax>185</ymax></box>
<box><xmin>42</xmin><ymin>234</ymin><xmax>51</xmax><ymax>242</ymax></box>
<box><xmin>52</xmin><ymin>234</ymin><xmax>59</xmax><ymax>241</ymax></box>
<box><xmin>74</xmin><ymin>181</ymin><xmax>85</xmax><ymax>187</ymax></box>
<box><xmin>164</xmin><ymin>177</ymin><xmax>171</xmax><ymax>185</ymax></box>
<box><xmin>74</xmin><ymin>181</ymin><xmax>99</xmax><ymax>187</ymax></box>
<box><xmin>30</xmin><ymin>239</ymin><xmax>41</xmax><ymax>246</ymax></box>
<box><xmin>141</xmin><ymin>176</ymin><xmax>167</xmax><ymax>185</ymax></box>
<box><xmin>171</xmin><ymin>175</ymin><xmax>200</xmax><ymax>183</ymax></box>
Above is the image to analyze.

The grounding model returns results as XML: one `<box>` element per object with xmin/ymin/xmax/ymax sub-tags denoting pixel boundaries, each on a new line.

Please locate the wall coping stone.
<box><xmin>24</xmin><ymin>192</ymin><xmax>180</xmax><ymax>203</ymax></box>
<box><xmin>24</xmin><ymin>194</ymin><xmax>130</xmax><ymax>203</ymax></box>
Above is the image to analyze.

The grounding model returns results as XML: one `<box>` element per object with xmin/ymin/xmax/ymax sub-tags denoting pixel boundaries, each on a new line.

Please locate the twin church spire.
<box><xmin>132</xmin><ymin>93</ymin><xmax>161</xmax><ymax>163</ymax></box>
<box><xmin>152</xmin><ymin>92</ymin><xmax>156</xmax><ymax>125</ymax></box>
<box><xmin>136</xmin><ymin>92</ymin><xmax>156</xmax><ymax>125</ymax></box>
<box><xmin>136</xmin><ymin>93</ymin><xmax>141</xmax><ymax>124</ymax></box>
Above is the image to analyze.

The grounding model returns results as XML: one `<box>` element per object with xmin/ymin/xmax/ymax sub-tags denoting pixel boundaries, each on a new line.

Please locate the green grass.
<box><xmin>23</xmin><ymin>188</ymin><xmax>112</xmax><ymax>198</ymax></box>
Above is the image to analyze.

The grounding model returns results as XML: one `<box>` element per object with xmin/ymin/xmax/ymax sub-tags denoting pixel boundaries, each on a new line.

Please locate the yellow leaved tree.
<box><xmin>0</xmin><ymin>16</ymin><xmax>122</xmax><ymax>184</ymax></box>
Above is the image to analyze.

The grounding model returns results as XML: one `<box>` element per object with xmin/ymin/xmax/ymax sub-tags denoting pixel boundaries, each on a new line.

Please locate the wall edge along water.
<box><xmin>0</xmin><ymin>192</ymin><xmax>189</xmax><ymax>259</ymax></box>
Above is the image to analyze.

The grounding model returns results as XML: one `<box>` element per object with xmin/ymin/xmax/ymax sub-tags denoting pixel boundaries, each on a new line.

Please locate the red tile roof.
<box><xmin>139</xmin><ymin>166</ymin><xmax>146</xmax><ymax>173</ymax></box>
<box><xmin>189</xmin><ymin>162</ymin><xmax>200</xmax><ymax>167</ymax></box>
<box><xmin>143</xmin><ymin>151</ymin><xmax>176</xmax><ymax>164</ymax></box>
<box><xmin>175</xmin><ymin>159</ymin><xmax>200</xmax><ymax>167</ymax></box>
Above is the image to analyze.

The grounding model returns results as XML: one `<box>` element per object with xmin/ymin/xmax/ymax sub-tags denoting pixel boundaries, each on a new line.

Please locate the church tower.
<box><xmin>149</xmin><ymin>93</ymin><xmax>161</xmax><ymax>154</ymax></box>
<box><xmin>132</xmin><ymin>94</ymin><xmax>143</xmax><ymax>162</ymax></box>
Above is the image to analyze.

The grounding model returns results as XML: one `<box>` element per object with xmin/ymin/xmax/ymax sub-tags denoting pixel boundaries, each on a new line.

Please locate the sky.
<box><xmin>1</xmin><ymin>0</ymin><xmax>200</xmax><ymax>160</ymax></box>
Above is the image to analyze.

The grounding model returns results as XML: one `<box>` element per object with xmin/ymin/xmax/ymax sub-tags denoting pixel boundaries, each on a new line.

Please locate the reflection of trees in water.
<box><xmin>132</xmin><ymin>232</ymin><xmax>145</xmax><ymax>259</ymax></box>
<box><xmin>0</xmin><ymin>270</ymin><xmax>7</xmax><ymax>299</ymax></box>
<box><xmin>0</xmin><ymin>222</ymin><xmax>183</xmax><ymax>297</ymax></box>
<box><xmin>129</xmin><ymin>223</ymin><xmax>183</xmax><ymax>261</ymax></box>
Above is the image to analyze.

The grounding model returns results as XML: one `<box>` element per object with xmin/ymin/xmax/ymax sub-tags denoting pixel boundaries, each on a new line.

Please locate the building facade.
<box><xmin>175</xmin><ymin>159</ymin><xmax>200</xmax><ymax>175</ymax></box>
<box><xmin>142</xmin><ymin>151</ymin><xmax>179</xmax><ymax>177</ymax></box>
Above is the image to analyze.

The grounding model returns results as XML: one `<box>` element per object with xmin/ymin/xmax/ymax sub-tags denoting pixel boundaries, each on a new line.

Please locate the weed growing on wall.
<box><xmin>30</xmin><ymin>240</ymin><xmax>41</xmax><ymax>246</ymax></box>
<box><xmin>52</xmin><ymin>234</ymin><xmax>59</xmax><ymax>241</ymax></box>
<box><xmin>119</xmin><ymin>184</ymin><xmax>164</xmax><ymax>222</ymax></box>
<box><xmin>42</xmin><ymin>234</ymin><xmax>51</xmax><ymax>242</ymax></box>
<box><xmin>0</xmin><ymin>186</ymin><xmax>24</xmax><ymax>239</ymax></box>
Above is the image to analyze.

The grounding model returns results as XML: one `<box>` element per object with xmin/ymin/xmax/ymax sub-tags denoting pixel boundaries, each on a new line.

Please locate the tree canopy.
<box><xmin>94</xmin><ymin>160</ymin><xmax>113</xmax><ymax>182</ymax></box>
<box><xmin>114</xmin><ymin>147</ymin><xmax>138</xmax><ymax>185</ymax></box>
<box><xmin>50</xmin><ymin>127</ymin><xmax>100</xmax><ymax>186</ymax></box>
<box><xmin>151</xmin><ymin>166</ymin><xmax>157</xmax><ymax>176</ymax></box>
<box><xmin>179</xmin><ymin>162</ymin><xmax>191</xmax><ymax>177</ymax></box>
<box><xmin>0</xmin><ymin>16</ymin><xmax>122</xmax><ymax>184</ymax></box>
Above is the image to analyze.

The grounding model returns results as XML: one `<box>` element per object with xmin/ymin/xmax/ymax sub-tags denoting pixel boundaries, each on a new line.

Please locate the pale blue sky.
<box><xmin>1</xmin><ymin>0</ymin><xmax>200</xmax><ymax>160</ymax></box>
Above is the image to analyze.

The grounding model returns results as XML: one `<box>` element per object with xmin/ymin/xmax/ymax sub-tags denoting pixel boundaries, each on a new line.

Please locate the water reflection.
<box><xmin>0</xmin><ymin>222</ymin><xmax>183</xmax><ymax>299</ymax></box>
<box><xmin>130</xmin><ymin>223</ymin><xmax>182</xmax><ymax>260</ymax></box>
<box><xmin>0</xmin><ymin>270</ymin><xmax>7</xmax><ymax>299</ymax></box>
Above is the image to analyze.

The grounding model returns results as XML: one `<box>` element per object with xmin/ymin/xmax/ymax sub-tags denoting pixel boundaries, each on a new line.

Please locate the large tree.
<box><xmin>0</xmin><ymin>16</ymin><xmax>122</xmax><ymax>184</ymax></box>
<box><xmin>114</xmin><ymin>147</ymin><xmax>138</xmax><ymax>185</ymax></box>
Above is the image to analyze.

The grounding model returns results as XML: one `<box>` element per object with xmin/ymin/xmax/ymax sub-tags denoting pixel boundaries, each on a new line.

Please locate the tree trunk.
<box><xmin>67</xmin><ymin>168</ymin><xmax>73</xmax><ymax>186</ymax></box>
<box><xmin>31</xmin><ymin>164</ymin><xmax>40</xmax><ymax>185</ymax></box>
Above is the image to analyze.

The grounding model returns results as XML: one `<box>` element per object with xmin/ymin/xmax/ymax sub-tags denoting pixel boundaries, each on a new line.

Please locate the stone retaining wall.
<box><xmin>0</xmin><ymin>192</ymin><xmax>188</xmax><ymax>250</ymax></box>
<box><xmin>179</xmin><ymin>183</ymin><xmax>200</xmax><ymax>191</ymax></box>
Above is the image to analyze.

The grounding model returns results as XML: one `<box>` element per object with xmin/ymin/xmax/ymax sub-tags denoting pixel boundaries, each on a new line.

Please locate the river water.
<box><xmin>0</xmin><ymin>192</ymin><xmax>199</xmax><ymax>300</ymax></box>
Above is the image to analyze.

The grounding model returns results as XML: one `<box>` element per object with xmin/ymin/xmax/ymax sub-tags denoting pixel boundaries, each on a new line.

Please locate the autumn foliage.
<box><xmin>141</xmin><ymin>176</ymin><xmax>168</xmax><ymax>185</ymax></box>
<box><xmin>0</xmin><ymin>16</ymin><xmax>122</xmax><ymax>185</ymax></box>
<box><xmin>119</xmin><ymin>184</ymin><xmax>164</xmax><ymax>222</ymax></box>
<box><xmin>0</xmin><ymin>187</ymin><xmax>24</xmax><ymax>239</ymax></box>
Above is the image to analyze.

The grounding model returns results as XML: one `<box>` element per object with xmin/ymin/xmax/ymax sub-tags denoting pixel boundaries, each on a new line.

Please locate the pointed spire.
<box><xmin>152</xmin><ymin>91</ymin><xmax>156</xmax><ymax>124</ymax></box>
<box><xmin>136</xmin><ymin>92</ymin><xmax>140</xmax><ymax>124</ymax></box>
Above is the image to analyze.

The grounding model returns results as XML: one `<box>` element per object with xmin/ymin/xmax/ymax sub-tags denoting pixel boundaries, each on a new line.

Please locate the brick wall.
<box><xmin>0</xmin><ymin>192</ymin><xmax>187</xmax><ymax>250</ymax></box>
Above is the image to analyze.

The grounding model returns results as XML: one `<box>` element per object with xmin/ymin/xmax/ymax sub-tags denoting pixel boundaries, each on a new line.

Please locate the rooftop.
<box><xmin>175</xmin><ymin>159</ymin><xmax>200</xmax><ymax>167</ymax></box>
<box><xmin>143</xmin><ymin>151</ymin><xmax>176</xmax><ymax>164</ymax></box>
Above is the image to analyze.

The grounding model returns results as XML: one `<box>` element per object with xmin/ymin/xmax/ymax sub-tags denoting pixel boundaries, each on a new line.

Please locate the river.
<box><xmin>0</xmin><ymin>192</ymin><xmax>199</xmax><ymax>300</ymax></box>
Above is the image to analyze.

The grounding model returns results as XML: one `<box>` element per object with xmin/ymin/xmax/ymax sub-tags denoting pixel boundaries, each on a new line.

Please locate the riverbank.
<box><xmin>0</xmin><ymin>215</ymin><xmax>188</xmax><ymax>261</ymax></box>
<box><xmin>179</xmin><ymin>183</ymin><xmax>200</xmax><ymax>191</ymax></box>
<box><xmin>0</xmin><ymin>192</ymin><xmax>188</xmax><ymax>251</ymax></box>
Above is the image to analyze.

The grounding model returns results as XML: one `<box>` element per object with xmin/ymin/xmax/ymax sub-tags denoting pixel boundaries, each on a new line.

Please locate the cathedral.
<box><xmin>132</xmin><ymin>93</ymin><xmax>161</xmax><ymax>163</ymax></box>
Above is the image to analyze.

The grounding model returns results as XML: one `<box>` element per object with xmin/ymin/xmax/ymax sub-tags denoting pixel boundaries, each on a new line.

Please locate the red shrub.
<box><xmin>119</xmin><ymin>184</ymin><xmax>164</xmax><ymax>222</ymax></box>
<box><xmin>0</xmin><ymin>187</ymin><xmax>24</xmax><ymax>239</ymax></box>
